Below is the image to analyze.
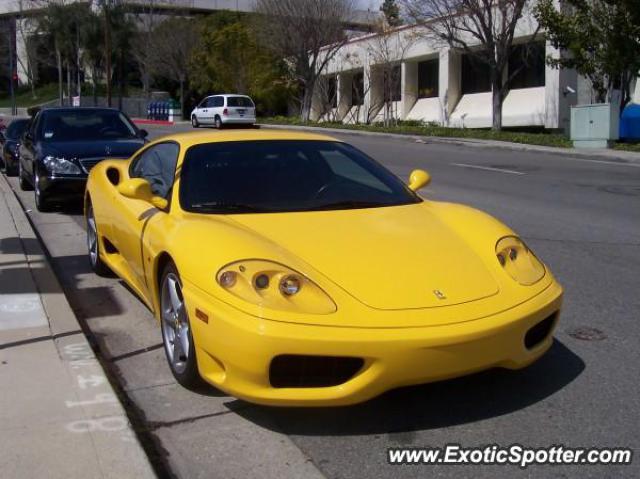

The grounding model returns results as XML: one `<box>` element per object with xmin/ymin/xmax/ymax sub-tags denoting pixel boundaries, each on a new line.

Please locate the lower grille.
<box><xmin>524</xmin><ymin>313</ymin><xmax>557</xmax><ymax>350</ymax></box>
<box><xmin>269</xmin><ymin>354</ymin><xmax>364</xmax><ymax>388</ymax></box>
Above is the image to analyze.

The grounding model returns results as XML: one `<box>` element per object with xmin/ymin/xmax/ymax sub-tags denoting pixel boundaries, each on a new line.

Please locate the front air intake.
<box><xmin>269</xmin><ymin>355</ymin><xmax>364</xmax><ymax>388</ymax></box>
<box><xmin>524</xmin><ymin>313</ymin><xmax>557</xmax><ymax>350</ymax></box>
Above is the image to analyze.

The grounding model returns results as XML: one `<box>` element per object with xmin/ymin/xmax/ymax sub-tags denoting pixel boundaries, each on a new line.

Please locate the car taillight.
<box><xmin>223</xmin><ymin>108</ymin><xmax>228</xmax><ymax>116</ymax></box>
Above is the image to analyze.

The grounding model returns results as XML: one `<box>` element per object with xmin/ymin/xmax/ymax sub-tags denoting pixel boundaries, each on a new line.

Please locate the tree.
<box><xmin>36</xmin><ymin>0</ymin><xmax>91</xmax><ymax>105</ymax></box>
<box><xmin>147</xmin><ymin>17</ymin><xmax>198</xmax><ymax>116</ymax></box>
<box><xmin>380</xmin><ymin>0</ymin><xmax>402</xmax><ymax>27</ymax></box>
<box><xmin>129</xmin><ymin>0</ymin><xmax>182</xmax><ymax>97</ymax></box>
<box><xmin>256</xmin><ymin>0</ymin><xmax>355</xmax><ymax>122</ymax></box>
<box><xmin>403</xmin><ymin>0</ymin><xmax>539</xmax><ymax>131</ymax></box>
<box><xmin>535</xmin><ymin>0</ymin><xmax>640</xmax><ymax>112</ymax></box>
<box><xmin>14</xmin><ymin>0</ymin><xmax>40</xmax><ymax>100</ymax></box>
<box><xmin>189</xmin><ymin>12</ymin><xmax>291</xmax><ymax>115</ymax></box>
<box><xmin>367</xmin><ymin>21</ymin><xmax>415</xmax><ymax>126</ymax></box>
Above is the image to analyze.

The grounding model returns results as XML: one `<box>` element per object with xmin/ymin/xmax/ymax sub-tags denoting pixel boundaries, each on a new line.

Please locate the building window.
<box><xmin>418</xmin><ymin>59</ymin><xmax>439</xmax><ymax>98</ymax></box>
<box><xmin>509</xmin><ymin>42</ymin><xmax>545</xmax><ymax>89</ymax></box>
<box><xmin>325</xmin><ymin>76</ymin><xmax>337</xmax><ymax>109</ymax></box>
<box><xmin>461</xmin><ymin>55</ymin><xmax>491</xmax><ymax>94</ymax></box>
<box><xmin>352</xmin><ymin>71</ymin><xmax>365</xmax><ymax>106</ymax></box>
<box><xmin>384</xmin><ymin>65</ymin><xmax>402</xmax><ymax>102</ymax></box>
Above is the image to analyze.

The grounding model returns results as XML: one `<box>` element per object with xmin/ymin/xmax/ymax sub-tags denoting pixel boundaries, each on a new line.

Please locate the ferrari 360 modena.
<box><xmin>85</xmin><ymin>130</ymin><xmax>562</xmax><ymax>406</ymax></box>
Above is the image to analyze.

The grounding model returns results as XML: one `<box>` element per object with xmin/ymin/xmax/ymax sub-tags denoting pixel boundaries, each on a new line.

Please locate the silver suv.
<box><xmin>191</xmin><ymin>94</ymin><xmax>256</xmax><ymax>129</ymax></box>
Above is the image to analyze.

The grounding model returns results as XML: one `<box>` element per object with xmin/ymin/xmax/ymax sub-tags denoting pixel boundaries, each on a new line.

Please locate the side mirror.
<box><xmin>117</xmin><ymin>178</ymin><xmax>168</xmax><ymax>210</ymax></box>
<box><xmin>408</xmin><ymin>169</ymin><xmax>431</xmax><ymax>192</ymax></box>
<box><xmin>139</xmin><ymin>129</ymin><xmax>149</xmax><ymax>139</ymax></box>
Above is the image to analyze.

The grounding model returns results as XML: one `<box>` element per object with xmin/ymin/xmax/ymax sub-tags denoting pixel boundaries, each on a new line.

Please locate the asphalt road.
<box><xmin>5</xmin><ymin>124</ymin><xmax>640</xmax><ymax>479</ymax></box>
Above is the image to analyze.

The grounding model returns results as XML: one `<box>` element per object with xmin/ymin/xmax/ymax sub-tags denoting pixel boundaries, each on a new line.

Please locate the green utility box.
<box><xmin>570</xmin><ymin>103</ymin><xmax>619</xmax><ymax>148</ymax></box>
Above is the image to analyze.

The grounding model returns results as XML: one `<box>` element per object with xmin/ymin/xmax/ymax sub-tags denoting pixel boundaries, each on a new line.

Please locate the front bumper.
<box><xmin>182</xmin><ymin>279</ymin><xmax>563</xmax><ymax>406</ymax></box>
<box><xmin>38</xmin><ymin>174</ymin><xmax>87</xmax><ymax>201</ymax></box>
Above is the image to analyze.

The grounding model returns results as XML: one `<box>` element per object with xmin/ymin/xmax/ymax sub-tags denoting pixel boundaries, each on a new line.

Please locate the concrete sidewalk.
<box><xmin>0</xmin><ymin>176</ymin><xmax>156</xmax><ymax>479</ymax></box>
<box><xmin>260</xmin><ymin>123</ymin><xmax>640</xmax><ymax>166</ymax></box>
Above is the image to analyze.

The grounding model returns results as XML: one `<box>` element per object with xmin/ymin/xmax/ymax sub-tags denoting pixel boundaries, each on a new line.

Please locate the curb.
<box><xmin>0</xmin><ymin>175</ymin><xmax>157</xmax><ymax>478</ymax></box>
<box><xmin>259</xmin><ymin>123</ymin><xmax>640</xmax><ymax>166</ymax></box>
<box><xmin>133</xmin><ymin>119</ymin><xmax>174</xmax><ymax>126</ymax></box>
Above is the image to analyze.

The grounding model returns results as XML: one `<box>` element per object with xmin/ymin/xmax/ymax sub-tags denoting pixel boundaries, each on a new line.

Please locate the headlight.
<box><xmin>216</xmin><ymin>259</ymin><xmax>336</xmax><ymax>314</ymax></box>
<box><xmin>42</xmin><ymin>156</ymin><xmax>82</xmax><ymax>175</ymax></box>
<box><xmin>8</xmin><ymin>143</ymin><xmax>19</xmax><ymax>156</ymax></box>
<box><xmin>495</xmin><ymin>236</ymin><xmax>545</xmax><ymax>285</ymax></box>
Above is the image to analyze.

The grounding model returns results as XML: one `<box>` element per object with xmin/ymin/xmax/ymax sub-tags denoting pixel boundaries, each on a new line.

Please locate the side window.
<box><xmin>214</xmin><ymin>96</ymin><xmax>224</xmax><ymax>107</ymax></box>
<box><xmin>130</xmin><ymin>143</ymin><xmax>180</xmax><ymax>199</ymax></box>
<box><xmin>28</xmin><ymin>113</ymin><xmax>40</xmax><ymax>140</ymax></box>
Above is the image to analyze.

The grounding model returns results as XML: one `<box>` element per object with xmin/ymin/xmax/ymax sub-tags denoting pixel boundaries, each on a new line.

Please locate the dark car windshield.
<box><xmin>6</xmin><ymin>119</ymin><xmax>30</xmax><ymax>140</ymax></box>
<box><xmin>180</xmin><ymin>140</ymin><xmax>421</xmax><ymax>214</ymax></box>
<box><xmin>226</xmin><ymin>96</ymin><xmax>254</xmax><ymax>108</ymax></box>
<box><xmin>40</xmin><ymin>110</ymin><xmax>138</xmax><ymax>142</ymax></box>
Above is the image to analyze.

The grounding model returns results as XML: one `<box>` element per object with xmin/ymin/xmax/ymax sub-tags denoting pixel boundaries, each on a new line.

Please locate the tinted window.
<box><xmin>384</xmin><ymin>65</ymin><xmax>402</xmax><ymax>102</ymax></box>
<box><xmin>40</xmin><ymin>110</ymin><xmax>138</xmax><ymax>142</ymax></box>
<box><xmin>418</xmin><ymin>59</ymin><xmax>439</xmax><ymax>98</ymax></box>
<box><xmin>509</xmin><ymin>42</ymin><xmax>545</xmax><ymax>89</ymax></box>
<box><xmin>130</xmin><ymin>143</ymin><xmax>180</xmax><ymax>199</ymax></box>
<box><xmin>226</xmin><ymin>96</ymin><xmax>253</xmax><ymax>107</ymax></box>
<box><xmin>461</xmin><ymin>55</ymin><xmax>491</xmax><ymax>94</ymax></box>
<box><xmin>352</xmin><ymin>72</ymin><xmax>365</xmax><ymax>106</ymax></box>
<box><xmin>6</xmin><ymin>119</ymin><xmax>30</xmax><ymax>140</ymax></box>
<box><xmin>180</xmin><ymin>140</ymin><xmax>420</xmax><ymax>214</ymax></box>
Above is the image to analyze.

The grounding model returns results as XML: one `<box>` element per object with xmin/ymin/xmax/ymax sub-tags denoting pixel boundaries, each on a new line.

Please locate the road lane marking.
<box><xmin>452</xmin><ymin>163</ymin><xmax>526</xmax><ymax>175</ymax></box>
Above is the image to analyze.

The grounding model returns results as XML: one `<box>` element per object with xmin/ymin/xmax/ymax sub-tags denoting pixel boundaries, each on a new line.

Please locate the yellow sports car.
<box><xmin>85</xmin><ymin>130</ymin><xmax>562</xmax><ymax>406</ymax></box>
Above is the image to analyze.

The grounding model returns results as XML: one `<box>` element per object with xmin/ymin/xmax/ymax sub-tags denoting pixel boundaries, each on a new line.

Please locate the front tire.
<box><xmin>34</xmin><ymin>168</ymin><xmax>51</xmax><ymax>212</ymax></box>
<box><xmin>86</xmin><ymin>202</ymin><xmax>111</xmax><ymax>276</ymax></box>
<box><xmin>160</xmin><ymin>262</ymin><xmax>202</xmax><ymax>389</ymax></box>
<box><xmin>18</xmin><ymin>161</ymin><xmax>32</xmax><ymax>191</ymax></box>
<box><xmin>6</xmin><ymin>158</ymin><xmax>18</xmax><ymax>177</ymax></box>
<box><xmin>191</xmin><ymin>115</ymin><xmax>199</xmax><ymax>128</ymax></box>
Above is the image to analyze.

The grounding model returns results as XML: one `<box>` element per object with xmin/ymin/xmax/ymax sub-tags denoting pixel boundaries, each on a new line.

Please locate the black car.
<box><xmin>2</xmin><ymin>118</ymin><xmax>31</xmax><ymax>176</ymax></box>
<box><xmin>18</xmin><ymin>107</ymin><xmax>148</xmax><ymax>211</ymax></box>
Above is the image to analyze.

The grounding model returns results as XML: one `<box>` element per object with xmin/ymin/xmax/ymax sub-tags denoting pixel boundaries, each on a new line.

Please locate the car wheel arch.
<box><xmin>154</xmin><ymin>252</ymin><xmax>175</xmax><ymax>319</ymax></box>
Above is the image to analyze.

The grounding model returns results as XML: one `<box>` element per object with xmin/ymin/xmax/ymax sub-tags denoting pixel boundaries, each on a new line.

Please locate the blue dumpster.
<box><xmin>620</xmin><ymin>103</ymin><xmax>640</xmax><ymax>141</ymax></box>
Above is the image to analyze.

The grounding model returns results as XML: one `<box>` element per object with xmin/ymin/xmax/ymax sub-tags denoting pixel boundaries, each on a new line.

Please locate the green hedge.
<box><xmin>259</xmin><ymin>117</ymin><xmax>574</xmax><ymax>149</ymax></box>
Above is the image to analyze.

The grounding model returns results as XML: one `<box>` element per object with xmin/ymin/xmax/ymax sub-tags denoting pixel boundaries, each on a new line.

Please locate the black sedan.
<box><xmin>2</xmin><ymin>118</ymin><xmax>31</xmax><ymax>176</ymax></box>
<box><xmin>18</xmin><ymin>107</ymin><xmax>147</xmax><ymax>211</ymax></box>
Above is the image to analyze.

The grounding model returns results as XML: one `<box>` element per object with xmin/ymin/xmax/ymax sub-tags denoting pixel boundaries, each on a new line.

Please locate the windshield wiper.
<box><xmin>190</xmin><ymin>202</ymin><xmax>270</xmax><ymax>213</ymax></box>
<box><xmin>308</xmin><ymin>200</ymin><xmax>383</xmax><ymax>211</ymax></box>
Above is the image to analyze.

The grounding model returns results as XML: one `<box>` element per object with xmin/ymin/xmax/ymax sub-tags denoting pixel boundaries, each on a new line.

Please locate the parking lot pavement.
<box><xmin>0</xmin><ymin>176</ymin><xmax>155</xmax><ymax>479</ymax></box>
<box><xmin>3</xmin><ymin>124</ymin><xmax>639</xmax><ymax>479</ymax></box>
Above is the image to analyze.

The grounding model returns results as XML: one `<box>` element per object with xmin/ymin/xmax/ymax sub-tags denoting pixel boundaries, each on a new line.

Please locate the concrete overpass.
<box><xmin>1</xmin><ymin>0</ymin><xmax>380</xmax><ymax>84</ymax></box>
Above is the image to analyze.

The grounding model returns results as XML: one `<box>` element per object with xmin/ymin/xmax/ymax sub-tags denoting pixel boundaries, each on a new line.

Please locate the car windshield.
<box><xmin>40</xmin><ymin>110</ymin><xmax>138</xmax><ymax>142</ymax></box>
<box><xmin>6</xmin><ymin>119</ymin><xmax>30</xmax><ymax>140</ymax></box>
<box><xmin>180</xmin><ymin>140</ymin><xmax>421</xmax><ymax>214</ymax></box>
<box><xmin>226</xmin><ymin>96</ymin><xmax>254</xmax><ymax>108</ymax></box>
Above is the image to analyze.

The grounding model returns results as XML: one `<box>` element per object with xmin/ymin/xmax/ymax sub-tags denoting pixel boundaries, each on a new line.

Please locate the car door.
<box><xmin>211</xmin><ymin>96</ymin><xmax>224</xmax><ymax>122</ymax></box>
<box><xmin>19</xmin><ymin>113</ymin><xmax>40</xmax><ymax>180</ymax></box>
<box><xmin>195</xmin><ymin>98</ymin><xmax>209</xmax><ymax>124</ymax></box>
<box><xmin>111</xmin><ymin>142</ymin><xmax>180</xmax><ymax>302</ymax></box>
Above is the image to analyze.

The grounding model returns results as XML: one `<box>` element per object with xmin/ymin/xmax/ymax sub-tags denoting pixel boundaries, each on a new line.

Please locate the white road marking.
<box><xmin>0</xmin><ymin>294</ymin><xmax>48</xmax><ymax>330</ymax></box>
<box><xmin>453</xmin><ymin>163</ymin><xmax>526</xmax><ymax>175</ymax></box>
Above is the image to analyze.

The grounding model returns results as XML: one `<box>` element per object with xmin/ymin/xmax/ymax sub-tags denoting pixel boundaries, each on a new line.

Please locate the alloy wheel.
<box><xmin>87</xmin><ymin>207</ymin><xmax>98</xmax><ymax>267</ymax></box>
<box><xmin>161</xmin><ymin>273</ymin><xmax>191</xmax><ymax>375</ymax></box>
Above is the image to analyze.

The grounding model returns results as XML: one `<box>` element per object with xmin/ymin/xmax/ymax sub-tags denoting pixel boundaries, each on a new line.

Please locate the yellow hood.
<box><xmin>229</xmin><ymin>203</ymin><xmax>499</xmax><ymax>310</ymax></box>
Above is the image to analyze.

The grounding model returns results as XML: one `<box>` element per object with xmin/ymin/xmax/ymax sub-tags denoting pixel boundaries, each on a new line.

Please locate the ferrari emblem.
<box><xmin>433</xmin><ymin>289</ymin><xmax>446</xmax><ymax>300</ymax></box>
